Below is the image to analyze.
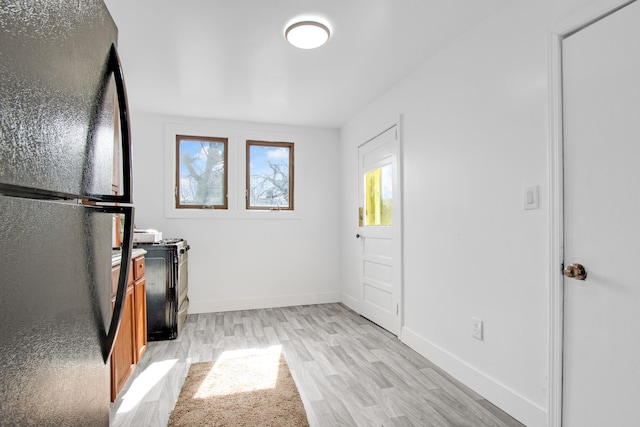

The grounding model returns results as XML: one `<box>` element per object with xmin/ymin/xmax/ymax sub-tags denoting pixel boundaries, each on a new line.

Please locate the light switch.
<box><xmin>523</xmin><ymin>186</ymin><xmax>539</xmax><ymax>210</ymax></box>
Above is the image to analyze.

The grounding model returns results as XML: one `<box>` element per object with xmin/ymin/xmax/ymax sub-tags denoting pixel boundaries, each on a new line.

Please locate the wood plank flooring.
<box><xmin>110</xmin><ymin>303</ymin><xmax>525</xmax><ymax>426</ymax></box>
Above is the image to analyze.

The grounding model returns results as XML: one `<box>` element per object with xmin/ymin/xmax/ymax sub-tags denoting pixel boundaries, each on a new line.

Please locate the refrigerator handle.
<box><xmin>99</xmin><ymin>44</ymin><xmax>133</xmax><ymax>204</ymax></box>
<box><xmin>101</xmin><ymin>205</ymin><xmax>135</xmax><ymax>363</ymax></box>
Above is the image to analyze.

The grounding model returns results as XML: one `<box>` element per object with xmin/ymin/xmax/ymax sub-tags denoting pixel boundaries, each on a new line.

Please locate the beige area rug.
<box><xmin>168</xmin><ymin>347</ymin><xmax>309</xmax><ymax>426</ymax></box>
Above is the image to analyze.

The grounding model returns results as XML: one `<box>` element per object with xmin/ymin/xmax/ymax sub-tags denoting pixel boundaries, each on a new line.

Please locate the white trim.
<box><xmin>340</xmin><ymin>292</ymin><xmax>359</xmax><ymax>312</ymax></box>
<box><xmin>188</xmin><ymin>291</ymin><xmax>341</xmax><ymax>314</ymax></box>
<box><xmin>392</xmin><ymin>123</ymin><xmax>403</xmax><ymax>337</ymax></box>
<box><xmin>357</xmin><ymin>123</ymin><xmax>397</xmax><ymax>149</ymax></box>
<box><xmin>554</xmin><ymin>0</ymin><xmax>637</xmax><ymax>38</ymax></box>
<box><xmin>396</xmin><ymin>114</ymin><xmax>405</xmax><ymax>339</ymax></box>
<box><xmin>547</xmin><ymin>2</ymin><xmax>637</xmax><ymax>425</ymax></box>
<box><xmin>401</xmin><ymin>327</ymin><xmax>546</xmax><ymax>427</ymax></box>
<box><xmin>547</xmin><ymin>29</ymin><xmax>564</xmax><ymax>427</ymax></box>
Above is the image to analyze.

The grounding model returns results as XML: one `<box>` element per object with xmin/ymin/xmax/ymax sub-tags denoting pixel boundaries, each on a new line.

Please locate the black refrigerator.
<box><xmin>0</xmin><ymin>1</ymin><xmax>134</xmax><ymax>425</ymax></box>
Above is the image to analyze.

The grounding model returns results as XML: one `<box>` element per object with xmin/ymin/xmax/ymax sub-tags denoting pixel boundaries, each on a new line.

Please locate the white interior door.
<box><xmin>562</xmin><ymin>2</ymin><xmax>640</xmax><ymax>425</ymax></box>
<box><xmin>357</xmin><ymin>126</ymin><xmax>402</xmax><ymax>335</ymax></box>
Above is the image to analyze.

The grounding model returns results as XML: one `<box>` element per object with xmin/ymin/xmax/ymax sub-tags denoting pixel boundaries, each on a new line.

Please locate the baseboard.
<box><xmin>339</xmin><ymin>292</ymin><xmax>359</xmax><ymax>312</ymax></box>
<box><xmin>401</xmin><ymin>327</ymin><xmax>547</xmax><ymax>427</ymax></box>
<box><xmin>188</xmin><ymin>291</ymin><xmax>341</xmax><ymax>314</ymax></box>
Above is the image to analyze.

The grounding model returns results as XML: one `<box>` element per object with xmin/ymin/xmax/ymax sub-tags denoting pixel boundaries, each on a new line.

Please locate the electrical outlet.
<box><xmin>471</xmin><ymin>318</ymin><xmax>483</xmax><ymax>340</ymax></box>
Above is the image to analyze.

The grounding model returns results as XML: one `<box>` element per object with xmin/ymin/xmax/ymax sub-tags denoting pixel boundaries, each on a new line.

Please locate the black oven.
<box><xmin>134</xmin><ymin>238</ymin><xmax>190</xmax><ymax>340</ymax></box>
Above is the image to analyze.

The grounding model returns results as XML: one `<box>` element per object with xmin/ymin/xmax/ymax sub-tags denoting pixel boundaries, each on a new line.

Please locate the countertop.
<box><xmin>112</xmin><ymin>247</ymin><xmax>147</xmax><ymax>267</ymax></box>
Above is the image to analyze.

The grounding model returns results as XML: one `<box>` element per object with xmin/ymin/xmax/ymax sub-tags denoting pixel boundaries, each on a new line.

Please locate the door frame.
<box><xmin>547</xmin><ymin>1</ymin><xmax>636</xmax><ymax>425</ymax></box>
<box><xmin>357</xmin><ymin>119</ymin><xmax>404</xmax><ymax>337</ymax></box>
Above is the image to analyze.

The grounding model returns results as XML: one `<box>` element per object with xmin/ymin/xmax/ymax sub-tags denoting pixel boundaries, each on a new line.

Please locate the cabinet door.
<box><xmin>110</xmin><ymin>284</ymin><xmax>135</xmax><ymax>402</ymax></box>
<box><xmin>134</xmin><ymin>277</ymin><xmax>147</xmax><ymax>362</ymax></box>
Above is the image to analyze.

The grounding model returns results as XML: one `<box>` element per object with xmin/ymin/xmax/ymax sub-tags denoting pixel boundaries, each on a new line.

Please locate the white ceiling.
<box><xmin>104</xmin><ymin>0</ymin><xmax>507</xmax><ymax>128</ymax></box>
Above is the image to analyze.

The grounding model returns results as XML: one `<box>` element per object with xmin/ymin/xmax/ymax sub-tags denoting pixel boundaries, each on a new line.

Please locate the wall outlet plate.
<box><xmin>471</xmin><ymin>318</ymin><xmax>483</xmax><ymax>340</ymax></box>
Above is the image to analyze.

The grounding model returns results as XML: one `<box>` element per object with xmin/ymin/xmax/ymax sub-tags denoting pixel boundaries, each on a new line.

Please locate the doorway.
<box><xmin>357</xmin><ymin>125</ymin><xmax>402</xmax><ymax>335</ymax></box>
<box><xmin>550</xmin><ymin>1</ymin><xmax>640</xmax><ymax>425</ymax></box>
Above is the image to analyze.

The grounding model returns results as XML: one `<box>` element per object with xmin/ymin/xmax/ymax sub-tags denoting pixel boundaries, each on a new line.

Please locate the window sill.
<box><xmin>164</xmin><ymin>207</ymin><xmax>302</xmax><ymax>220</ymax></box>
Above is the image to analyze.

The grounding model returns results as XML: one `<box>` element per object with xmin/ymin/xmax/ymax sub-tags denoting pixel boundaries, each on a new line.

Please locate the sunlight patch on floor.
<box><xmin>116</xmin><ymin>359</ymin><xmax>178</xmax><ymax>414</ymax></box>
<box><xmin>194</xmin><ymin>345</ymin><xmax>283</xmax><ymax>398</ymax></box>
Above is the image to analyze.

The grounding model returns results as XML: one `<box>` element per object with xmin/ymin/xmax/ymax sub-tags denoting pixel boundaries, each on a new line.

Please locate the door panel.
<box><xmin>358</xmin><ymin>126</ymin><xmax>401</xmax><ymax>335</ymax></box>
<box><xmin>562</xmin><ymin>2</ymin><xmax>640</xmax><ymax>425</ymax></box>
<box><xmin>0</xmin><ymin>1</ymin><xmax>117</xmax><ymax>199</ymax></box>
<box><xmin>0</xmin><ymin>196</ymin><xmax>113</xmax><ymax>425</ymax></box>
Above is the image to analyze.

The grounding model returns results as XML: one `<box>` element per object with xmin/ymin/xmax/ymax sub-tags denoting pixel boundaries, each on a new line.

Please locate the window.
<box><xmin>176</xmin><ymin>135</ymin><xmax>228</xmax><ymax>209</ymax></box>
<box><xmin>246</xmin><ymin>140</ymin><xmax>294</xmax><ymax>210</ymax></box>
<box><xmin>365</xmin><ymin>164</ymin><xmax>392</xmax><ymax>226</ymax></box>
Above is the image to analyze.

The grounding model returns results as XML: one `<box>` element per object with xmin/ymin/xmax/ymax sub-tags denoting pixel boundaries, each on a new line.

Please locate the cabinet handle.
<box><xmin>100</xmin><ymin>205</ymin><xmax>135</xmax><ymax>362</ymax></box>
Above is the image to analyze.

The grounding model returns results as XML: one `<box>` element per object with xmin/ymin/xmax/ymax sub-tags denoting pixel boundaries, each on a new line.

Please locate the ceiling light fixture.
<box><xmin>285</xmin><ymin>21</ymin><xmax>330</xmax><ymax>49</ymax></box>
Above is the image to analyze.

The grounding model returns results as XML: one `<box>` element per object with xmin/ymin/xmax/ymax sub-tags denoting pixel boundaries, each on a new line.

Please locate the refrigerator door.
<box><xmin>0</xmin><ymin>196</ymin><xmax>127</xmax><ymax>426</ymax></box>
<box><xmin>0</xmin><ymin>1</ymin><xmax>124</xmax><ymax>201</ymax></box>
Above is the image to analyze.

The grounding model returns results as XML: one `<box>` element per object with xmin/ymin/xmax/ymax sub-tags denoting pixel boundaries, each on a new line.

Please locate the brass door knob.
<box><xmin>564</xmin><ymin>263</ymin><xmax>587</xmax><ymax>280</ymax></box>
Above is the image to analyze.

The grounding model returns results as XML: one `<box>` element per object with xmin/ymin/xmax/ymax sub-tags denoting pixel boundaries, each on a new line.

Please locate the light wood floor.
<box><xmin>110</xmin><ymin>303</ymin><xmax>525</xmax><ymax>426</ymax></box>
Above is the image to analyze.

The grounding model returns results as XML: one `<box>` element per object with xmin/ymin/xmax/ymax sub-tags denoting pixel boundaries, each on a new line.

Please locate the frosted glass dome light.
<box><xmin>285</xmin><ymin>21</ymin><xmax>330</xmax><ymax>49</ymax></box>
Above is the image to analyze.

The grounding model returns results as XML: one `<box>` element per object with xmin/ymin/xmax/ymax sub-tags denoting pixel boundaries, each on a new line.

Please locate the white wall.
<box><xmin>339</xmin><ymin>1</ymin><xmax>623</xmax><ymax>426</ymax></box>
<box><xmin>131</xmin><ymin>113</ymin><xmax>341</xmax><ymax>313</ymax></box>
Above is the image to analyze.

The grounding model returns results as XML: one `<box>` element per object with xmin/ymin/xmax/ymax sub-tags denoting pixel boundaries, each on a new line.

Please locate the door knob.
<box><xmin>356</xmin><ymin>233</ymin><xmax>363</xmax><ymax>239</ymax></box>
<box><xmin>564</xmin><ymin>263</ymin><xmax>587</xmax><ymax>280</ymax></box>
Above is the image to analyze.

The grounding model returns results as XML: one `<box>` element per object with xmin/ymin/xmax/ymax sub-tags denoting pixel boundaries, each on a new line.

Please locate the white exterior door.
<box><xmin>357</xmin><ymin>126</ymin><xmax>402</xmax><ymax>335</ymax></box>
<box><xmin>562</xmin><ymin>2</ymin><xmax>640</xmax><ymax>425</ymax></box>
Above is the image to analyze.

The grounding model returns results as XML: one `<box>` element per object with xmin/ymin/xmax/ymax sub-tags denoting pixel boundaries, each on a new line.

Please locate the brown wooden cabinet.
<box><xmin>133</xmin><ymin>255</ymin><xmax>147</xmax><ymax>362</ymax></box>
<box><xmin>111</xmin><ymin>254</ymin><xmax>146</xmax><ymax>402</ymax></box>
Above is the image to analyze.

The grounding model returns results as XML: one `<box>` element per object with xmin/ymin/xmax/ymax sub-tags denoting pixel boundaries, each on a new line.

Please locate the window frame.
<box><xmin>364</xmin><ymin>164</ymin><xmax>393</xmax><ymax>226</ymax></box>
<box><xmin>175</xmin><ymin>134</ymin><xmax>229</xmax><ymax>210</ymax></box>
<box><xmin>245</xmin><ymin>140</ymin><xmax>295</xmax><ymax>211</ymax></box>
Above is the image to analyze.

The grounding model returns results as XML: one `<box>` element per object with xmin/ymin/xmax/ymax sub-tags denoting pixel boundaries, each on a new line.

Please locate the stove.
<box><xmin>138</xmin><ymin>237</ymin><xmax>184</xmax><ymax>246</ymax></box>
<box><xmin>134</xmin><ymin>238</ymin><xmax>190</xmax><ymax>340</ymax></box>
